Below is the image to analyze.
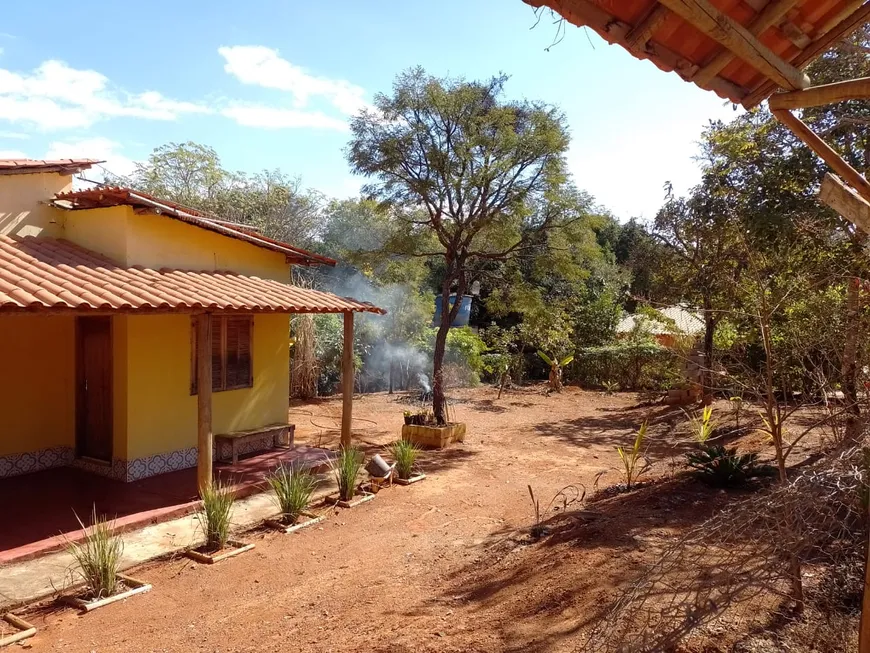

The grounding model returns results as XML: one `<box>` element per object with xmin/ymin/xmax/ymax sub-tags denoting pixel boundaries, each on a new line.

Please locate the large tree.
<box><xmin>347</xmin><ymin>67</ymin><xmax>571</xmax><ymax>422</ymax></box>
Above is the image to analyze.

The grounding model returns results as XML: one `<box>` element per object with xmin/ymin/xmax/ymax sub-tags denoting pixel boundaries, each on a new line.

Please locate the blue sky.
<box><xmin>0</xmin><ymin>0</ymin><xmax>742</xmax><ymax>221</ymax></box>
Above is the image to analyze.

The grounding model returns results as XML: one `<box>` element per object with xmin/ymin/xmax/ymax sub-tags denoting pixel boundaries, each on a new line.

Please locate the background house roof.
<box><xmin>0</xmin><ymin>235</ymin><xmax>383</xmax><ymax>315</ymax></box>
<box><xmin>0</xmin><ymin>159</ymin><xmax>102</xmax><ymax>176</ymax></box>
<box><xmin>52</xmin><ymin>187</ymin><xmax>336</xmax><ymax>267</ymax></box>
<box><xmin>617</xmin><ymin>305</ymin><xmax>704</xmax><ymax>336</ymax></box>
<box><xmin>524</xmin><ymin>0</ymin><xmax>870</xmax><ymax>108</ymax></box>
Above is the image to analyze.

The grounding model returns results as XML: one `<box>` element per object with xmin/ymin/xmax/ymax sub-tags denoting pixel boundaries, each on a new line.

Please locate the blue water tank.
<box><xmin>433</xmin><ymin>294</ymin><xmax>473</xmax><ymax>327</ymax></box>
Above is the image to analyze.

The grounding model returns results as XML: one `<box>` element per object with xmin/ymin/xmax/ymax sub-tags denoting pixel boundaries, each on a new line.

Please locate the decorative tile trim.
<box><xmin>124</xmin><ymin>447</ymin><xmax>198</xmax><ymax>482</ymax></box>
<box><xmin>0</xmin><ymin>446</ymin><xmax>74</xmax><ymax>479</ymax></box>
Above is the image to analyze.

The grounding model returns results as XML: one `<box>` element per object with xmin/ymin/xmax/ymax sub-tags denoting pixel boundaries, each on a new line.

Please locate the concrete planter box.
<box><xmin>185</xmin><ymin>540</ymin><xmax>255</xmax><ymax>564</ymax></box>
<box><xmin>0</xmin><ymin>613</ymin><xmax>36</xmax><ymax>647</ymax></box>
<box><xmin>334</xmin><ymin>492</ymin><xmax>375</xmax><ymax>509</ymax></box>
<box><xmin>265</xmin><ymin>511</ymin><xmax>325</xmax><ymax>534</ymax></box>
<box><xmin>402</xmin><ymin>423</ymin><xmax>466</xmax><ymax>448</ymax></box>
<box><xmin>395</xmin><ymin>473</ymin><xmax>426</xmax><ymax>486</ymax></box>
<box><xmin>62</xmin><ymin>574</ymin><xmax>151</xmax><ymax>613</ymax></box>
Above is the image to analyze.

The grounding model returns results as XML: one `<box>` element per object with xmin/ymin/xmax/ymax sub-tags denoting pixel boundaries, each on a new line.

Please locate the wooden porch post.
<box><xmin>196</xmin><ymin>313</ymin><xmax>213</xmax><ymax>491</ymax></box>
<box><xmin>341</xmin><ymin>311</ymin><xmax>354</xmax><ymax>449</ymax></box>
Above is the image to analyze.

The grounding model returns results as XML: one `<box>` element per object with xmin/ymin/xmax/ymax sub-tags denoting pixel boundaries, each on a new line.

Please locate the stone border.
<box><xmin>61</xmin><ymin>574</ymin><xmax>151</xmax><ymax>613</ymax></box>
<box><xmin>0</xmin><ymin>613</ymin><xmax>36</xmax><ymax>647</ymax></box>
<box><xmin>185</xmin><ymin>540</ymin><xmax>255</xmax><ymax>564</ymax></box>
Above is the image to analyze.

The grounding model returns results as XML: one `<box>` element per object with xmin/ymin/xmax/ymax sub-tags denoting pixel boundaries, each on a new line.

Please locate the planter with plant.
<box><xmin>186</xmin><ymin>480</ymin><xmax>254</xmax><ymax>563</ymax></box>
<box><xmin>401</xmin><ymin>403</ymin><xmax>466</xmax><ymax>448</ymax></box>
<box><xmin>0</xmin><ymin>613</ymin><xmax>37</xmax><ymax>646</ymax></box>
<box><xmin>62</xmin><ymin>509</ymin><xmax>151</xmax><ymax>612</ymax></box>
<box><xmin>265</xmin><ymin>466</ymin><xmax>324</xmax><ymax>533</ymax></box>
<box><xmin>331</xmin><ymin>445</ymin><xmax>374</xmax><ymax>508</ymax></box>
<box><xmin>391</xmin><ymin>439</ymin><xmax>425</xmax><ymax>485</ymax></box>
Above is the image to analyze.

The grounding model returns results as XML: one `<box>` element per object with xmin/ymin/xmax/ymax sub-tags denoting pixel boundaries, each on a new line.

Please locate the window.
<box><xmin>191</xmin><ymin>316</ymin><xmax>253</xmax><ymax>393</ymax></box>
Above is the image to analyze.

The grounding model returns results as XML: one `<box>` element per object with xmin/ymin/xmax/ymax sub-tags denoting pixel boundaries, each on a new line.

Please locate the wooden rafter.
<box><xmin>625</xmin><ymin>4</ymin><xmax>671</xmax><ymax>52</ymax></box>
<box><xmin>656</xmin><ymin>0</ymin><xmax>810</xmax><ymax>90</ymax></box>
<box><xmin>769</xmin><ymin>77</ymin><xmax>870</xmax><ymax>110</ymax></box>
<box><xmin>692</xmin><ymin>0</ymin><xmax>802</xmax><ymax>88</ymax></box>
<box><xmin>819</xmin><ymin>173</ymin><xmax>870</xmax><ymax>233</ymax></box>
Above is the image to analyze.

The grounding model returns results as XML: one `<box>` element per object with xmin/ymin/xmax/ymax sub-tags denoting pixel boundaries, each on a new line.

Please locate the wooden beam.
<box><xmin>693</xmin><ymin>0</ymin><xmax>801</xmax><ymax>88</ymax></box>
<box><xmin>819</xmin><ymin>173</ymin><xmax>870</xmax><ymax>234</ymax></box>
<box><xmin>815</xmin><ymin>0</ymin><xmax>868</xmax><ymax>41</ymax></box>
<box><xmin>340</xmin><ymin>311</ymin><xmax>354</xmax><ymax>449</ymax></box>
<box><xmin>773</xmin><ymin>108</ymin><xmax>870</xmax><ymax>203</ymax></box>
<box><xmin>196</xmin><ymin>313</ymin><xmax>213</xmax><ymax>491</ymax></box>
<box><xmin>625</xmin><ymin>4</ymin><xmax>671</xmax><ymax>52</ymax></box>
<box><xmin>657</xmin><ymin>0</ymin><xmax>810</xmax><ymax>90</ymax></box>
<box><xmin>743</xmin><ymin>3</ymin><xmax>870</xmax><ymax>108</ymax></box>
<box><xmin>769</xmin><ymin>77</ymin><xmax>870</xmax><ymax>110</ymax></box>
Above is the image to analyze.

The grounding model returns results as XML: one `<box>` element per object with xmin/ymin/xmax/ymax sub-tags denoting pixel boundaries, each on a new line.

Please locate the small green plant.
<box><xmin>537</xmin><ymin>351</ymin><xmax>574</xmax><ymax>392</ymax></box>
<box><xmin>729</xmin><ymin>395</ymin><xmax>744</xmax><ymax>429</ymax></box>
<box><xmin>685</xmin><ymin>444</ymin><xmax>763</xmax><ymax>488</ymax></box>
<box><xmin>687</xmin><ymin>405</ymin><xmax>717</xmax><ymax>443</ymax></box>
<box><xmin>198</xmin><ymin>480</ymin><xmax>235</xmax><ymax>552</ymax></box>
<box><xmin>267</xmin><ymin>465</ymin><xmax>317</xmax><ymax>524</ymax></box>
<box><xmin>67</xmin><ymin>508</ymin><xmax>124</xmax><ymax>599</ymax></box>
<box><xmin>616</xmin><ymin>420</ymin><xmax>650</xmax><ymax>490</ymax></box>
<box><xmin>332</xmin><ymin>446</ymin><xmax>363</xmax><ymax>501</ymax></box>
<box><xmin>527</xmin><ymin>484</ymin><xmax>587</xmax><ymax>539</ymax></box>
<box><xmin>602</xmin><ymin>379</ymin><xmax>619</xmax><ymax>395</ymax></box>
<box><xmin>391</xmin><ymin>439</ymin><xmax>420</xmax><ymax>480</ymax></box>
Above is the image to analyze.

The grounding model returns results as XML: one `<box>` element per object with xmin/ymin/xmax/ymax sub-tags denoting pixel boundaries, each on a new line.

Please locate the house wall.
<box><xmin>0</xmin><ymin>172</ymin><xmax>71</xmax><ymax>239</ymax></box>
<box><xmin>63</xmin><ymin>205</ymin><xmax>129</xmax><ymax>264</ymax></box>
<box><xmin>0</xmin><ymin>315</ymin><xmax>76</xmax><ymax>476</ymax></box>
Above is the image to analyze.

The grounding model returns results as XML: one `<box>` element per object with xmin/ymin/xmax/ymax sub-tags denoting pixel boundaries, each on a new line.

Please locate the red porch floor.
<box><xmin>0</xmin><ymin>445</ymin><xmax>334</xmax><ymax>564</ymax></box>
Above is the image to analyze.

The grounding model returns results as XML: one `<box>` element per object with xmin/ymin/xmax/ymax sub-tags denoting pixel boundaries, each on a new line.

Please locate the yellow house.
<box><xmin>0</xmin><ymin>158</ymin><xmax>381</xmax><ymax>484</ymax></box>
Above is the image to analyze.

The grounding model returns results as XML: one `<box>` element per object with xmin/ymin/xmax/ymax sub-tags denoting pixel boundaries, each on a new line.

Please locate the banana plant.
<box><xmin>537</xmin><ymin>351</ymin><xmax>574</xmax><ymax>392</ymax></box>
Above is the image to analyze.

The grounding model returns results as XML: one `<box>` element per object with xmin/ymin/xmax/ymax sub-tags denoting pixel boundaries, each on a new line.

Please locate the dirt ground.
<box><xmin>14</xmin><ymin>386</ymin><xmax>833</xmax><ymax>652</ymax></box>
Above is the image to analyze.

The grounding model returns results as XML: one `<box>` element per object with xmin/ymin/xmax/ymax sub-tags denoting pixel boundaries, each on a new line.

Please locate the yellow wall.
<box><xmin>63</xmin><ymin>205</ymin><xmax>129</xmax><ymax>264</ymax></box>
<box><xmin>124</xmin><ymin>313</ymin><xmax>290</xmax><ymax>460</ymax></box>
<box><xmin>0</xmin><ymin>315</ymin><xmax>75</xmax><ymax>456</ymax></box>
<box><xmin>0</xmin><ymin>172</ymin><xmax>71</xmax><ymax>239</ymax></box>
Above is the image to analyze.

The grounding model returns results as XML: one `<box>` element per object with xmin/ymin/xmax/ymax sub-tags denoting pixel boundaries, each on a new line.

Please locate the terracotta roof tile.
<box><xmin>0</xmin><ymin>235</ymin><xmax>384</xmax><ymax>316</ymax></box>
<box><xmin>0</xmin><ymin>159</ymin><xmax>101</xmax><ymax>175</ymax></box>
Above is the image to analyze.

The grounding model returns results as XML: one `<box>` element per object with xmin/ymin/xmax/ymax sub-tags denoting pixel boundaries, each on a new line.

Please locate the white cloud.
<box><xmin>0</xmin><ymin>60</ymin><xmax>210</xmax><ymax>130</ymax></box>
<box><xmin>222</xmin><ymin>104</ymin><xmax>350</xmax><ymax>131</ymax></box>
<box><xmin>0</xmin><ymin>149</ymin><xmax>26</xmax><ymax>159</ymax></box>
<box><xmin>45</xmin><ymin>137</ymin><xmax>136</xmax><ymax>179</ymax></box>
<box><xmin>219</xmin><ymin>46</ymin><xmax>370</xmax><ymax>116</ymax></box>
<box><xmin>0</xmin><ymin>130</ymin><xmax>28</xmax><ymax>139</ymax></box>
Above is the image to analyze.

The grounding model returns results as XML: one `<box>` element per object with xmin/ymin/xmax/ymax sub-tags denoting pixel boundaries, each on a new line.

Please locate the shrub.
<box><xmin>685</xmin><ymin>444</ymin><xmax>763</xmax><ymax>488</ymax></box>
<box><xmin>616</xmin><ymin>420</ymin><xmax>650</xmax><ymax>490</ymax></box>
<box><xmin>267</xmin><ymin>465</ymin><xmax>317</xmax><ymax>524</ymax></box>
<box><xmin>573</xmin><ymin>341</ymin><xmax>680</xmax><ymax>391</ymax></box>
<box><xmin>444</xmin><ymin>327</ymin><xmax>487</xmax><ymax>382</ymax></box>
<box><xmin>198</xmin><ymin>480</ymin><xmax>235</xmax><ymax>552</ymax></box>
<box><xmin>68</xmin><ymin>508</ymin><xmax>124</xmax><ymax>599</ymax></box>
<box><xmin>332</xmin><ymin>446</ymin><xmax>363</xmax><ymax>501</ymax></box>
<box><xmin>391</xmin><ymin>439</ymin><xmax>420</xmax><ymax>480</ymax></box>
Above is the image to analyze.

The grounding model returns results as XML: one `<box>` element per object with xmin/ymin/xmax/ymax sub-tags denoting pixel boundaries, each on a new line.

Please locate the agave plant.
<box><xmin>267</xmin><ymin>465</ymin><xmax>317</xmax><ymax>524</ymax></box>
<box><xmin>68</xmin><ymin>508</ymin><xmax>124</xmax><ymax>599</ymax></box>
<box><xmin>685</xmin><ymin>444</ymin><xmax>763</xmax><ymax>488</ymax></box>
<box><xmin>537</xmin><ymin>351</ymin><xmax>574</xmax><ymax>392</ymax></box>
<box><xmin>332</xmin><ymin>446</ymin><xmax>363</xmax><ymax>501</ymax></box>
<box><xmin>198</xmin><ymin>480</ymin><xmax>235</xmax><ymax>552</ymax></box>
<box><xmin>391</xmin><ymin>439</ymin><xmax>420</xmax><ymax>480</ymax></box>
<box><xmin>616</xmin><ymin>420</ymin><xmax>651</xmax><ymax>490</ymax></box>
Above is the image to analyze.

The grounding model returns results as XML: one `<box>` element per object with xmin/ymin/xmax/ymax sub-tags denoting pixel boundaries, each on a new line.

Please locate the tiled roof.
<box><xmin>52</xmin><ymin>187</ymin><xmax>336</xmax><ymax>267</ymax></box>
<box><xmin>0</xmin><ymin>159</ymin><xmax>102</xmax><ymax>176</ymax></box>
<box><xmin>617</xmin><ymin>305</ymin><xmax>704</xmax><ymax>336</ymax></box>
<box><xmin>0</xmin><ymin>235</ymin><xmax>384</xmax><ymax>315</ymax></box>
<box><xmin>526</xmin><ymin>0</ymin><xmax>870</xmax><ymax>108</ymax></box>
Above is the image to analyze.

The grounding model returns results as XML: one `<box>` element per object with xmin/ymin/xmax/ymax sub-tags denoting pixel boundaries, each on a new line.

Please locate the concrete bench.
<box><xmin>215</xmin><ymin>423</ymin><xmax>295</xmax><ymax>464</ymax></box>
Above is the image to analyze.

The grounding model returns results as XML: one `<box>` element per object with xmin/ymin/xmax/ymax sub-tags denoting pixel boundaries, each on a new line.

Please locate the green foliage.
<box><xmin>332</xmin><ymin>446</ymin><xmax>363</xmax><ymax>501</ymax></box>
<box><xmin>267</xmin><ymin>465</ymin><xmax>317</xmax><ymax>524</ymax></box>
<box><xmin>391</xmin><ymin>439</ymin><xmax>420</xmax><ymax>480</ymax></box>
<box><xmin>443</xmin><ymin>327</ymin><xmax>487</xmax><ymax>386</ymax></box>
<box><xmin>685</xmin><ymin>444</ymin><xmax>764</xmax><ymax>488</ymax></box>
<box><xmin>687</xmin><ymin>405</ymin><xmax>717</xmax><ymax>443</ymax></box>
<box><xmin>68</xmin><ymin>508</ymin><xmax>124</xmax><ymax>599</ymax></box>
<box><xmin>198</xmin><ymin>480</ymin><xmax>235</xmax><ymax>552</ymax></box>
<box><xmin>573</xmin><ymin>341</ymin><xmax>679</xmax><ymax>391</ymax></box>
<box><xmin>616</xmin><ymin>421</ymin><xmax>650</xmax><ymax>490</ymax></box>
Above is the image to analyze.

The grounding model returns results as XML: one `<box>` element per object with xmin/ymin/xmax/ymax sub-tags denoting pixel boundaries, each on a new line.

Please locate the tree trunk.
<box><xmin>702</xmin><ymin>296</ymin><xmax>716</xmax><ymax>397</ymax></box>
<box><xmin>843</xmin><ymin>276</ymin><xmax>863</xmax><ymax>442</ymax></box>
<box><xmin>388</xmin><ymin>360</ymin><xmax>395</xmax><ymax>395</ymax></box>
<box><xmin>433</xmin><ymin>264</ymin><xmax>466</xmax><ymax>424</ymax></box>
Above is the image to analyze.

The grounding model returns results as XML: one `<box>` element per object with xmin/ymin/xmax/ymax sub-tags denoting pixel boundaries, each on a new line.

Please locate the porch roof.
<box><xmin>0</xmin><ymin>235</ymin><xmax>384</xmax><ymax>315</ymax></box>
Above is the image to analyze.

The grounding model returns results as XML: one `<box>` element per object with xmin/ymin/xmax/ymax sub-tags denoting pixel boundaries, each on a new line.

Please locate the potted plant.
<box><xmin>391</xmin><ymin>439</ymin><xmax>425</xmax><ymax>485</ymax></box>
<box><xmin>265</xmin><ymin>465</ymin><xmax>324</xmax><ymax>533</ymax></box>
<box><xmin>62</xmin><ymin>509</ymin><xmax>151</xmax><ymax>612</ymax></box>
<box><xmin>331</xmin><ymin>446</ymin><xmax>374</xmax><ymax>508</ymax></box>
<box><xmin>186</xmin><ymin>480</ymin><xmax>254</xmax><ymax>563</ymax></box>
<box><xmin>401</xmin><ymin>403</ymin><xmax>466</xmax><ymax>448</ymax></box>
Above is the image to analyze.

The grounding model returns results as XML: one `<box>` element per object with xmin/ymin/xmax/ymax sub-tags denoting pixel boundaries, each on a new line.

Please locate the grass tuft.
<box><xmin>391</xmin><ymin>439</ymin><xmax>420</xmax><ymax>480</ymax></box>
<box><xmin>332</xmin><ymin>446</ymin><xmax>363</xmax><ymax>501</ymax></box>
<box><xmin>198</xmin><ymin>479</ymin><xmax>235</xmax><ymax>552</ymax></box>
<box><xmin>68</xmin><ymin>507</ymin><xmax>124</xmax><ymax>599</ymax></box>
<box><xmin>267</xmin><ymin>465</ymin><xmax>317</xmax><ymax>523</ymax></box>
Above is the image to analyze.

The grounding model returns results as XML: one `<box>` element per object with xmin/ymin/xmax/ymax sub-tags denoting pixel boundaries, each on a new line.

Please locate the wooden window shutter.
<box><xmin>225</xmin><ymin>316</ymin><xmax>253</xmax><ymax>389</ymax></box>
<box><xmin>212</xmin><ymin>317</ymin><xmax>224</xmax><ymax>392</ymax></box>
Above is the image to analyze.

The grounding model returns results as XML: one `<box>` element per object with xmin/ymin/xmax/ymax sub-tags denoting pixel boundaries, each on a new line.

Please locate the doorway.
<box><xmin>76</xmin><ymin>316</ymin><xmax>113</xmax><ymax>462</ymax></box>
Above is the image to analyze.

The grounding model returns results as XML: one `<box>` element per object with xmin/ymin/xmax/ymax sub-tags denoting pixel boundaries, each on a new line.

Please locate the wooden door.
<box><xmin>76</xmin><ymin>317</ymin><xmax>113</xmax><ymax>461</ymax></box>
